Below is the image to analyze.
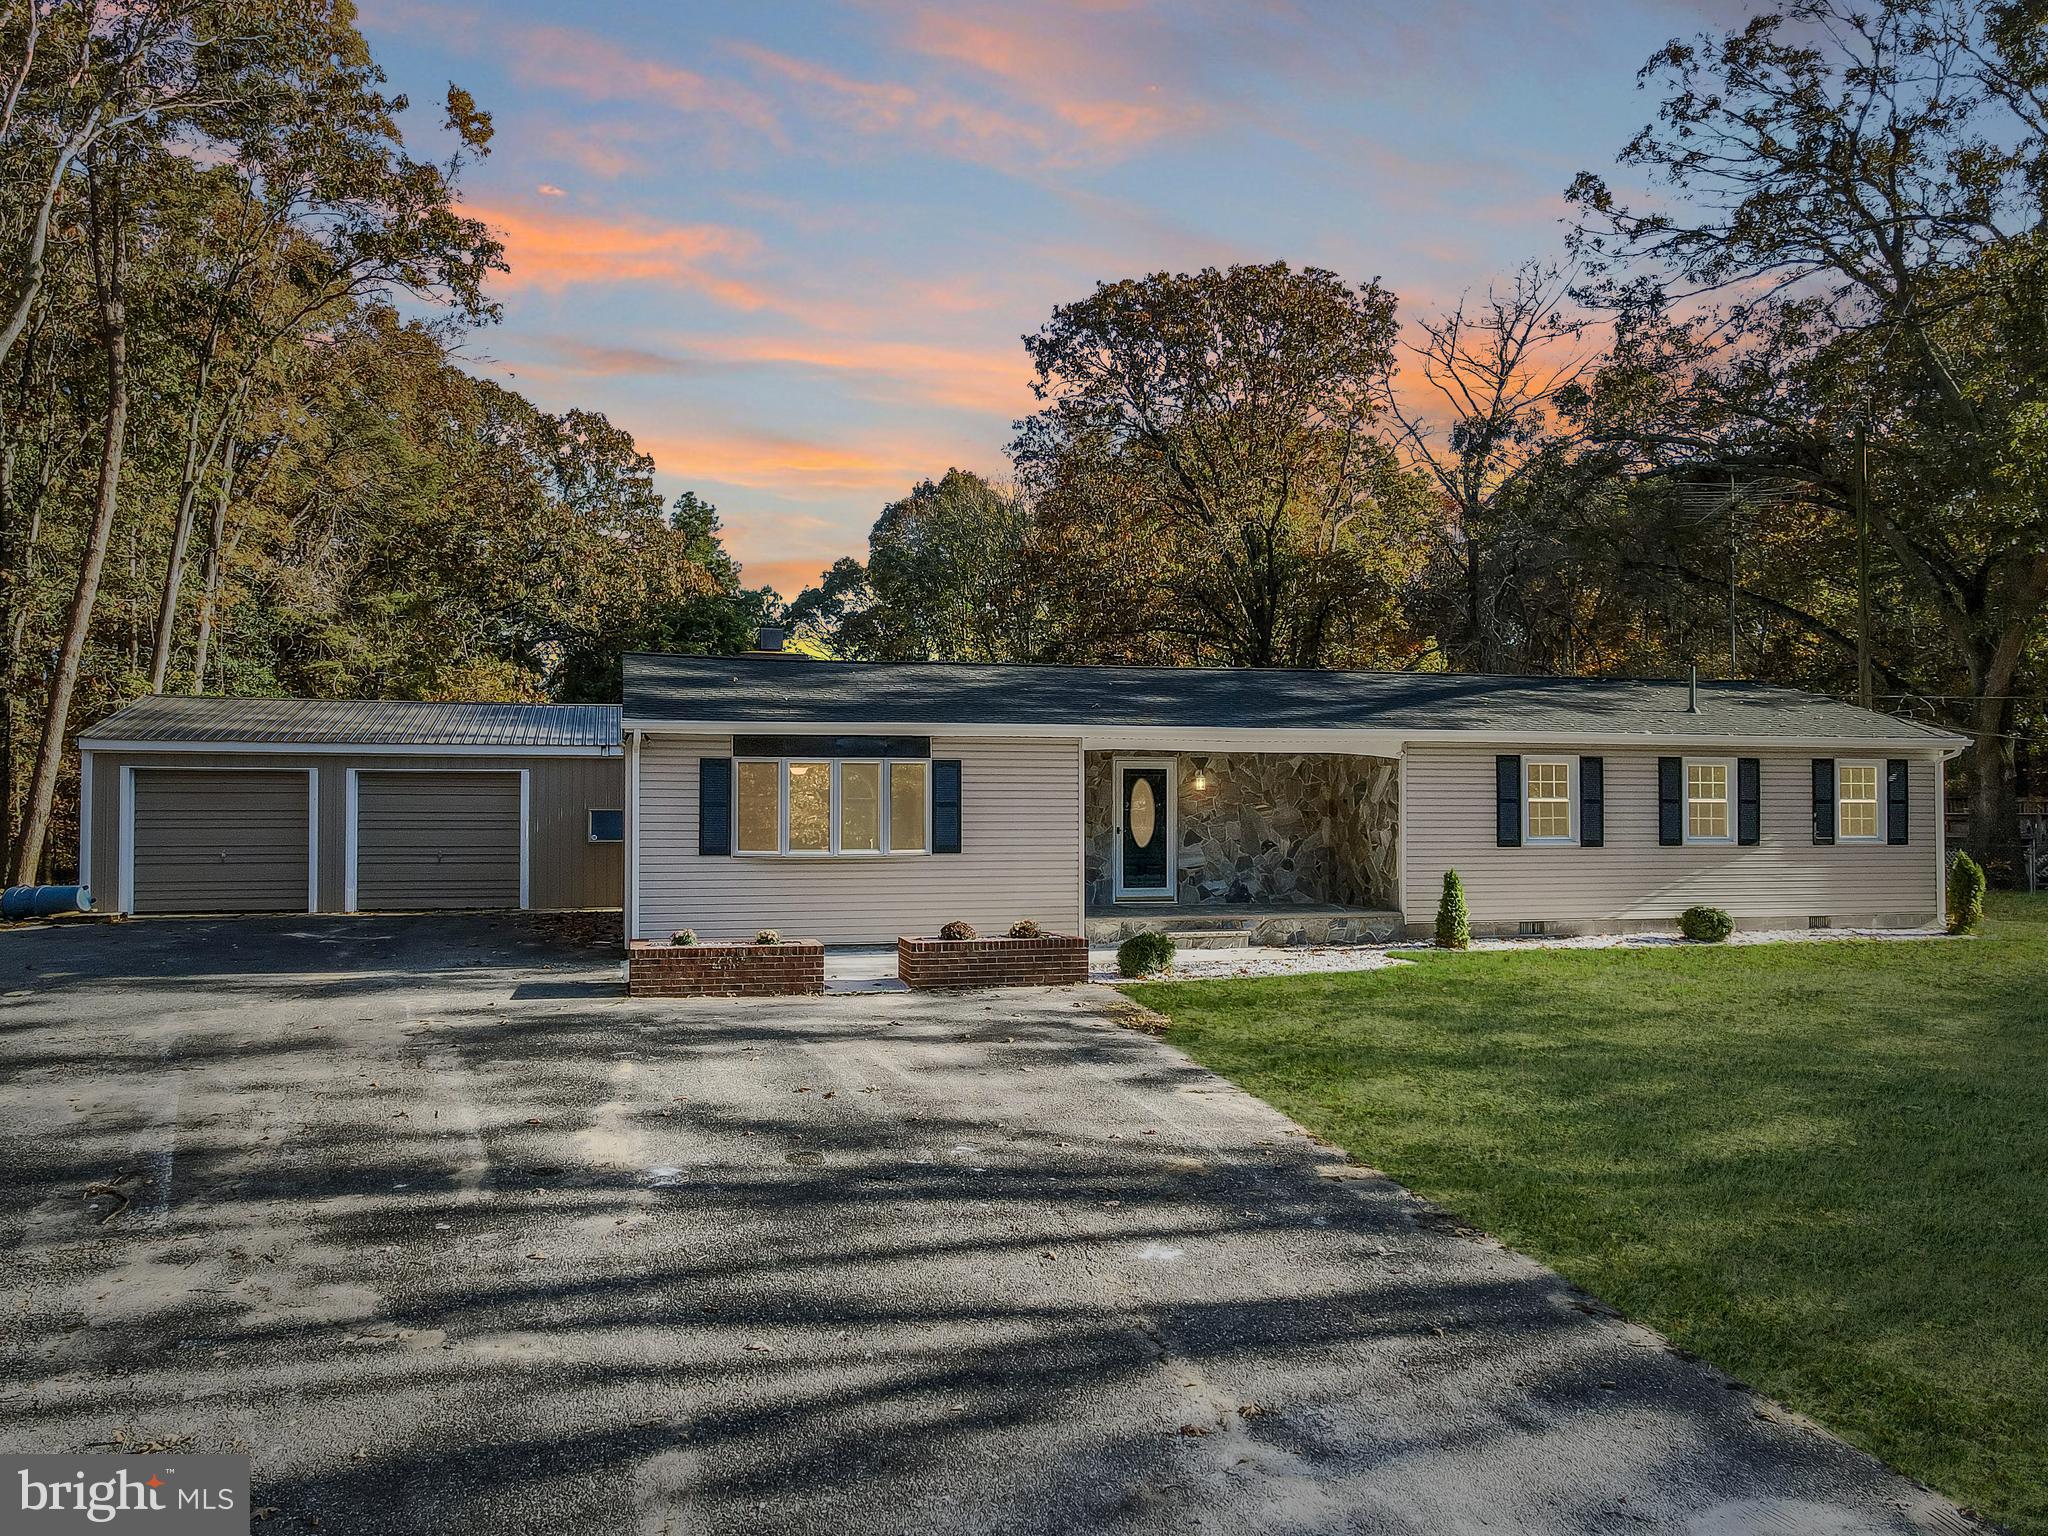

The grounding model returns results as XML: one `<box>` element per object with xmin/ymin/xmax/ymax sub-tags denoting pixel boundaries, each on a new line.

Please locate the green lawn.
<box><xmin>1131</xmin><ymin>894</ymin><xmax>2048</xmax><ymax>1535</ymax></box>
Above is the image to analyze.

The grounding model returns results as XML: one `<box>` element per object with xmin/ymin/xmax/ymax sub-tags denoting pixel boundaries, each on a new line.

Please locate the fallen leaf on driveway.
<box><xmin>743</xmin><ymin>1340</ymin><xmax>774</xmax><ymax>1352</ymax></box>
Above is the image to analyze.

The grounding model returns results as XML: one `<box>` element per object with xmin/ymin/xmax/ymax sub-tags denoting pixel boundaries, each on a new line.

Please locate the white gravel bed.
<box><xmin>1096</xmin><ymin>924</ymin><xmax>1949</xmax><ymax>984</ymax></box>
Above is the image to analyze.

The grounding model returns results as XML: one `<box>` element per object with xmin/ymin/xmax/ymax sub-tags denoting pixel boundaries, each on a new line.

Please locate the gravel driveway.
<box><xmin>0</xmin><ymin>916</ymin><xmax>1980</xmax><ymax>1535</ymax></box>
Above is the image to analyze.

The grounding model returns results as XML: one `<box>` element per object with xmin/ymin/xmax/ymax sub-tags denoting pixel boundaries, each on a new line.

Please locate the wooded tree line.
<box><xmin>0</xmin><ymin>0</ymin><xmax>766</xmax><ymax>884</ymax></box>
<box><xmin>789</xmin><ymin>0</ymin><xmax>2048</xmax><ymax>872</ymax></box>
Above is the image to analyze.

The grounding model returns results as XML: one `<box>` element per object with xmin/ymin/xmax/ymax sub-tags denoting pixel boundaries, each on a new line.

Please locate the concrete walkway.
<box><xmin>0</xmin><ymin>915</ymin><xmax>1980</xmax><ymax>1535</ymax></box>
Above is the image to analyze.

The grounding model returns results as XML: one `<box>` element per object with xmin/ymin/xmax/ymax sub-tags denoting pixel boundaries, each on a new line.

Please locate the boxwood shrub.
<box><xmin>1117</xmin><ymin>931</ymin><xmax>1176</xmax><ymax>978</ymax></box>
<box><xmin>1679</xmin><ymin>905</ymin><xmax>1734</xmax><ymax>943</ymax></box>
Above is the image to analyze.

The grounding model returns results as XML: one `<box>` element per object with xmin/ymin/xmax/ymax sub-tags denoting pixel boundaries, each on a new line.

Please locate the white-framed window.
<box><xmin>1523</xmin><ymin>757</ymin><xmax>1576</xmax><ymax>844</ymax></box>
<box><xmin>732</xmin><ymin>757</ymin><xmax>931</xmax><ymax>857</ymax></box>
<box><xmin>587</xmin><ymin>808</ymin><xmax>624</xmax><ymax>844</ymax></box>
<box><xmin>888</xmin><ymin>760</ymin><xmax>929</xmax><ymax>853</ymax></box>
<box><xmin>1837</xmin><ymin>759</ymin><xmax>1882</xmax><ymax>841</ymax></box>
<box><xmin>735</xmin><ymin>759</ymin><xmax>780</xmax><ymax>855</ymax></box>
<box><xmin>1685</xmin><ymin>758</ymin><xmax>1734</xmax><ymax>844</ymax></box>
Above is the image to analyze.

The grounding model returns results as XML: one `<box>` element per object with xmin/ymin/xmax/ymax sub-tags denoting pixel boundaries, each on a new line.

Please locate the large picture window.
<box><xmin>1837</xmin><ymin>760</ymin><xmax>1881</xmax><ymax>841</ymax></box>
<box><xmin>1686</xmin><ymin>759</ymin><xmax>1732</xmax><ymax>843</ymax></box>
<box><xmin>732</xmin><ymin>757</ymin><xmax>931</xmax><ymax>857</ymax></box>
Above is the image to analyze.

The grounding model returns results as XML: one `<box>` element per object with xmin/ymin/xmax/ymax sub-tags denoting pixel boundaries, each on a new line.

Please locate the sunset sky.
<box><xmin>358</xmin><ymin>0</ymin><xmax>1746</xmax><ymax>601</ymax></box>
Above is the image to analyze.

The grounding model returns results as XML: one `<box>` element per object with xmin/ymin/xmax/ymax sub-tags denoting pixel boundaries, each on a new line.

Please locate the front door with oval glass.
<box><xmin>1114</xmin><ymin>762</ymin><xmax>1173</xmax><ymax>899</ymax></box>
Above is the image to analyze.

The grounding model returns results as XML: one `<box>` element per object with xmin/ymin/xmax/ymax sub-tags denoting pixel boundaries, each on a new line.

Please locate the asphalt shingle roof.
<box><xmin>80</xmin><ymin>696</ymin><xmax>621</xmax><ymax>749</ymax></box>
<box><xmin>622</xmin><ymin>653</ymin><xmax>1960</xmax><ymax>746</ymax></box>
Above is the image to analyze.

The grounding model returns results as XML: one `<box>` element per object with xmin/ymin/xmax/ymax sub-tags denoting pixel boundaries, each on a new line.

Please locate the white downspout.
<box><xmin>626</xmin><ymin>729</ymin><xmax>642</xmax><ymax>942</ymax></box>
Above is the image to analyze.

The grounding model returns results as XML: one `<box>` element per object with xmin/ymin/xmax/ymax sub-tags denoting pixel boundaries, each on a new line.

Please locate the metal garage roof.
<box><xmin>80</xmin><ymin>695</ymin><xmax>622</xmax><ymax>749</ymax></box>
<box><xmin>623</xmin><ymin>652</ymin><xmax>1962</xmax><ymax>747</ymax></box>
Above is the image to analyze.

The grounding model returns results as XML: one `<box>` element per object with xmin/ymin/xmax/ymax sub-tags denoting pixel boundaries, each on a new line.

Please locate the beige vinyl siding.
<box><xmin>634</xmin><ymin>734</ymin><xmax>1083</xmax><ymax>943</ymax></box>
<box><xmin>84</xmin><ymin>750</ymin><xmax>623</xmax><ymax>913</ymax></box>
<box><xmin>1401</xmin><ymin>745</ymin><xmax>1943</xmax><ymax>931</ymax></box>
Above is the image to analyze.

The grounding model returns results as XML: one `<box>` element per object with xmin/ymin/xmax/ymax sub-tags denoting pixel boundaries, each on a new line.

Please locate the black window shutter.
<box><xmin>1658</xmin><ymin>757</ymin><xmax>1683</xmax><ymax>846</ymax></box>
<box><xmin>1812</xmin><ymin>759</ymin><xmax>1836</xmax><ymax>845</ymax></box>
<box><xmin>1495</xmin><ymin>755</ymin><xmax>1522</xmax><ymax>847</ymax></box>
<box><xmin>1579</xmin><ymin>756</ymin><xmax>1604</xmax><ymax>847</ymax></box>
<box><xmin>698</xmin><ymin>757</ymin><xmax>732</xmax><ymax>856</ymax></box>
<box><xmin>932</xmin><ymin>759</ymin><xmax>962</xmax><ymax>854</ymax></box>
<box><xmin>1737</xmin><ymin>757</ymin><xmax>1761</xmax><ymax>846</ymax></box>
<box><xmin>1887</xmin><ymin>758</ymin><xmax>1910</xmax><ymax>844</ymax></box>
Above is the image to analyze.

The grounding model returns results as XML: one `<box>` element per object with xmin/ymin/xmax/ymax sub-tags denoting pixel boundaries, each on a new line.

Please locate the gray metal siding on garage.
<box><xmin>354</xmin><ymin>771</ymin><xmax>521</xmax><ymax>910</ymax></box>
<box><xmin>129</xmin><ymin>768</ymin><xmax>310</xmax><ymax>913</ymax></box>
<box><xmin>632</xmin><ymin>734</ymin><xmax>1083</xmax><ymax>943</ymax></box>
<box><xmin>1400</xmin><ymin>744</ymin><xmax>1944</xmax><ymax>930</ymax></box>
<box><xmin>84</xmin><ymin>750</ymin><xmax>624</xmax><ymax>913</ymax></box>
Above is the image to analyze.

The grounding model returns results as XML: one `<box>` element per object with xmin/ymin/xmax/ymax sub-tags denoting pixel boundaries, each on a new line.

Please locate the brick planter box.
<box><xmin>628</xmin><ymin>939</ymin><xmax>824</xmax><ymax>998</ymax></box>
<box><xmin>897</xmin><ymin>933</ymin><xmax>1089</xmax><ymax>990</ymax></box>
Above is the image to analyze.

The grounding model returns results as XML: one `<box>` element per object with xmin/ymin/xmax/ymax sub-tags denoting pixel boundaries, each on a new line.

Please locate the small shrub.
<box><xmin>1947</xmin><ymin>851</ymin><xmax>1986</xmax><ymax>934</ymax></box>
<box><xmin>753</xmin><ymin>928</ymin><xmax>781</xmax><ymax>946</ymax></box>
<box><xmin>1117</xmin><ymin>931</ymin><xmax>1176</xmax><ymax>978</ymax></box>
<box><xmin>669</xmin><ymin>928</ymin><xmax>697</xmax><ymax>947</ymax></box>
<box><xmin>1007</xmin><ymin>917</ymin><xmax>1044</xmax><ymax>939</ymax></box>
<box><xmin>938</xmin><ymin>919</ymin><xmax>978</xmax><ymax>941</ymax></box>
<box><xmin>1434</xmin><ymin>869</ymin><xmax>1470</xmax><ymax>949</ymax></box>
<box><xmin>1680</xmin><ymin>905</ymin><xmax>1734</xmax><ymax>943</ymax></box>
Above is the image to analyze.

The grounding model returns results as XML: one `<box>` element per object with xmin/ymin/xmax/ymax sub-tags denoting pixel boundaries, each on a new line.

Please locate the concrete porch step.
<box><xmin>1163</xmin><ymin>930</ymin><xmax>1255</xmax><ymax>949</ymax></box>
<box><xmin>1121</xmin><ymin>913</ymin><xmax>1259</xmax><ymax>935</ymax></box>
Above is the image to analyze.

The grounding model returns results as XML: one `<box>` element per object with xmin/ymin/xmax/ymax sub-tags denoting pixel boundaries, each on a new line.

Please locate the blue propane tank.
<box><xmin>0</xmin><ymin>884</ymin><xmax>93</xmax><ymax>919</ymax></box>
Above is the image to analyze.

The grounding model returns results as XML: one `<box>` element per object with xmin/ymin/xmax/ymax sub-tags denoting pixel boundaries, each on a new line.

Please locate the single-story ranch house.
<box><xmin>78</xmin><ymin>633</ymin><xmax>1966</xmax><ymax>942</ymax></box>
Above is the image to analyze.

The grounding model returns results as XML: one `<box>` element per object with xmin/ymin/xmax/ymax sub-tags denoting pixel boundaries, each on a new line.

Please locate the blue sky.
<box><xmin>359</xmin><ymin>0</ymin><xmax>1747</xmax><ymax>598</ymax></box>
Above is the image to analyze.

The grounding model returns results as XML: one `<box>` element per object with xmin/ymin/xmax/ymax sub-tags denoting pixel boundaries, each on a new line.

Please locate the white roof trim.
<box><xmin>619</xmin><ymin>717</ymin><xmax>1965</xmax><ymax>754</ymax></box>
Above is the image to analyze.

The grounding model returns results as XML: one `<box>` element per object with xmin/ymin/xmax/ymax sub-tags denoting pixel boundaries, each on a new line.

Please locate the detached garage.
<box><xmin>77</xmin><ymin>697</ymin><xmax>624</xmax><ymax>916</ymax></box>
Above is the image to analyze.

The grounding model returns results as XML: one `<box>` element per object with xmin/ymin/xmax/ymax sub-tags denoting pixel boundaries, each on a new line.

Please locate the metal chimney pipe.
<box><xmin>1687</xmin><ymin>664</ymin><xmax>1700</xmax><ymax>714</ymax></box>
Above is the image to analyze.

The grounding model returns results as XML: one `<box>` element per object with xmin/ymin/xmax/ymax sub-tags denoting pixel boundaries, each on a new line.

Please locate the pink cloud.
<box><xmin>474</xmin><ymin>205</ymin><xmax>864</xmax><ymax>329</ymax></box>
<box><xmin>899</xmin><ymin>9</ymin><xmax>1203</xmax><ymax>150</ymax></box>
<box><xmin>741</xmin><ymin>556</ymin><xmax>846</xmax><ymax>600</ymax></box>
<box><xmin>727</xmin><ymin>42</ymin><xmax>1064</xmax><ymax>167</ymax></box>
<box><xmin>501</xmin><ymin>23</ymin><xmax>784</xmax><ymax>145</ymax></box>
<box><xmin>683</xmin><ymin>335</ymin><xmax>1032</xmax><ymax>417</ymax></box>
<box><xmin>641</xmin><ymin>425</ymin><xmax>986</xmax><ymax>499</ymax></box>
<box><xmin>477</xmin><ymin>202</ymin><xmax>759</xmax><ymax>294</ymax></box>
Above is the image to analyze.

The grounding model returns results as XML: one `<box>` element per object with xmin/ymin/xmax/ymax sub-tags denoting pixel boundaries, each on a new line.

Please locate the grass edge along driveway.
<box><xmin>1128</xmin><ymin>895</ymin><xmax>2048</xmax><ymax>1536</ymax></box>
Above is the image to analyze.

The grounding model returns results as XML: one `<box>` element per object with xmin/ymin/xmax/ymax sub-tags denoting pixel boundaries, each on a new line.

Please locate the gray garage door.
<box><xmin>132</xmin><ymin>769</ymin><xmax>311</xmax><ymax>914</ymax></box>
<box><xmin>355</xmin><ymin>770</ymin><xmax>521</xmax><ymax>910</ymax></box>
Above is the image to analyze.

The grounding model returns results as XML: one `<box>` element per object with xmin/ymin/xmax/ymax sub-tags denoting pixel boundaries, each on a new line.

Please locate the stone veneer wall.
<box><xmin>1084</xmin><ymin>752</ymin><xmax>1398</xmax><ymax>909</ymax></box>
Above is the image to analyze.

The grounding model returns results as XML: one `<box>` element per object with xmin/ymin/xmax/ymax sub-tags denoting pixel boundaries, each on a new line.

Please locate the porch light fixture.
<box><xmin>1192</xmin><ymin>771</ymin><xmax>1207</xmax><ymax>790</ymax></box>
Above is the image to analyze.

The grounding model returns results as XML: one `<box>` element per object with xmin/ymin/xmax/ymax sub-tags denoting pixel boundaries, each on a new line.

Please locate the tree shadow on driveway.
<box><xmin>0</xmin><ymin>916</ymin><xmax>1984</xmax><ymax>1535</ymax></box>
